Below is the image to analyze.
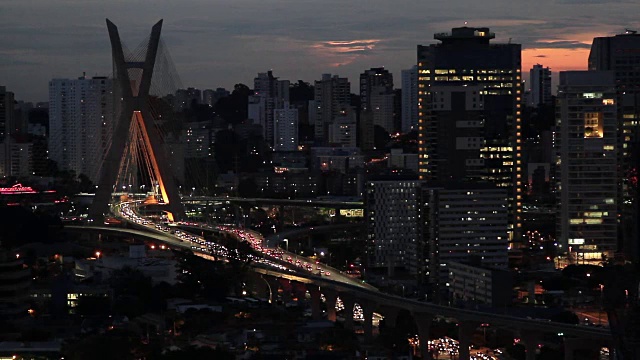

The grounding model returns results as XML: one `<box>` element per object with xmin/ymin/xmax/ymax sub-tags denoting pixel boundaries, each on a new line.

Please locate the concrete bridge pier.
<box><xmin>246</xmin><ymin>272</ymin><xmax>270</xmax><ymax>300</ymax></box>
<box><xmin>277</xmin><ymin>278</ymin><xmax>293</xmax><ymax>303</ymax></box>
<box><xmin>341</xmin><ymin>295</ymin><xmax>356</xmax><ymax>330</ymax></box>
<box><xmin>458</xmin><ymin>321</ymin><xmax>478</xmax><ymax>360</ymax></box>
<box><xmin>291</xmin><ymin>281</ymin><xmax>307</xmax><ymax>304</ymax></box>
<box><xmin>412</xmin><ymin>312</ymin><xmax>433</xmax><ymax>359</ymax></box>
<box><xmin>308</xmin><ymin>285</ymin><xmax>322</xmax><ymax>320</ymax></box>
<box><xmin>521</xmin><ymin>331</ymin><xmax>540</xmax><ymax>360</ymax></box>
<box><xmin>241</xmin><ymin>204</ymin><xmax>251</xmax><ymax>228</ymax></box>
<box><xmin>380</xmin><ymin>306</ymin><xmax>400</xmax><ymax>328</ymax></box>
<box><xmin>359</xmin><ymin>300</ymin><xmax>377</xmax><ymax>342</ymax></box>
<box><xmin>324</xmin><ymin>289</ymin><xmax>338</xmax><ymax>322</ymax></box>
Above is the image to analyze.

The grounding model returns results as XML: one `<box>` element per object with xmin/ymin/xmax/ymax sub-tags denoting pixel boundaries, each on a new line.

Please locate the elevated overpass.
<box><xmin>183</xmin><ymin>196</ymin><xmax>363</xmax><ymax>209</ymax></box>
<box><xmin>66</xmin><ymin>222</ymin><xmax>611</xmax><ymax>360</ymax></box>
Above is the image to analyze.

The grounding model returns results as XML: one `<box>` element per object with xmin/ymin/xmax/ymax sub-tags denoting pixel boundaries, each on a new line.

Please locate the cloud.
<box><xmin>2</xmin><ymin>0</ymin><xmax>640</xmax><ymax>101</ymax></box>
<box><xmin>534</xmin><ymin>55</ymin><xmax>548</xmax><ymax>58</ymax></box>
<box><xmin>529</xmin><ymin>40</ymin><xmax>592</xmax><ymax>49</ymax></box>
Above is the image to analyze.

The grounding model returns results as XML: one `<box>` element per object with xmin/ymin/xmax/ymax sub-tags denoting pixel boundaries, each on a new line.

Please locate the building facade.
<box><xmin>556</xmin><ymin>71</ymin><xmax>618</xmax><ymax>262</ymax></box>
<box><xmin>423</xmin><ymin>184</ymin><xmax>509</xmax><ymax>288</ymax></box>
<box><xmin>328</xmin><ymin>107</ymin><xmax>357</xmax><ymax>148</ymax></box>
<box><xmin>417</xmin><ymin>27</ymin><xmax>523</xmax><ymax>241</ymax></box>
<box><xmin>251</xmin><ymin>71</ymin><xmax>289</xmax><ymax>146</ymax></box>
<box><xmin>401</xmin><ymin>66</ymin><xmax>419</xmax><ymax>133</ymax></box>
<box><xmin>313</xmin><ymin>74</ymin><xmax>351</xmax><ymax>143</ymax></box>
<box><xmin>529</xmin><ymin>64</ymin><xmax>552</xmax><ymax>107</ymax></box>
<box><xmin>448</xmin><ymin>261</ymin><xmax>513</xmax><ymax>307</ymax></box>
<box><xmin>589</xmin><ymin>31</ymin><xmax>640</xmax><ymax>261</ymax></box>
<box><xmin>366</xmin><ymin>178</ymin><xmax>422</xmax><ymax>278</ymax></box>
<box><xmin>273</xmin><ymin>102</ymin><xmax>299</xmax><ymax>152</ymax></box>
<box><xmin>48</xmin><ymin>76</ymin><xmax>113</xmax><ymax>183</ymax></box>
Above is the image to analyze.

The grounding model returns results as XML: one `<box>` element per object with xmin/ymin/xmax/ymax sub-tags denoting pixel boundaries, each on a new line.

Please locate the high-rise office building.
<box><xmin>328</xmin><ymin>107</ymin><xmax>357</xmax><ymax>148</ymax></box>
<box><xmin>370</xmin><ymin>86</ymin><xmax>395</xmax><ymax>133</ymax></box>
<box><xmin>589</xmin><ymin>31</ymin><xmax>640</xmax><ymax>261</ymax></box>
<box><xmin>273</xmin><ymin>102</ymin><xmax>298</xmax><ymax>152</ymax></box>
<box><xmin>529</xmin><ymin>64</ymin><xmax>552</xmax><ymax>107</ymax></box>
<box><xmin>0</xmin><ymin>86</ymin><xmax>15</xmax><ymax>176</ymax></box>
<box><xmin>366</xmin><ymin>178</ymin><xmax>422</xmax><ymax>278</ymax></box>
<box><xmin>556</xmin><ymin>71</ymin><xmax>618</xmax><ymax>262</ymax></box>
<box><xmin>313</xmin><ymin>74</ymin><xmax>351</xmax><ymax>143</ymax></box>
<box><xmin>49</xmin><ymin>75</ymin><xmax>113</xmax><ymax>182</ymax></box>
<box><xmin>360</xmin><ymin>68</ymin><xmax>395</xmax><ymax>134</ymax></box>
<box><xmin>185</xmin><ymin>122</ymin><xmax>212</xmax><ymax>159</ymax></box>
<box><xmin>402</xmin><ymin>66</ymin><xmax>419</xmax><ymax>133</ymax></box>
<box><xmin>423</xmin><ymin>183</ymin><xmax>509</xmax><ymax>288</ymax></box>
<box><xmin>360</xmin><ymin>67</ymin><xmax>393</xmax><ymax>110</ymax></box>
<box><xmin>0</xmin><ymin>86</ymin><xmax>15</xmax><ymax>142</ymax></box>
<box><xmin>417</xmin><ymin>26</ymin><xmax>523</xmax><ymax>240</ymax></box>
<box><xmin>250</xmin><ymin>71</ymin><xmax>289</xmax><ymax>147</ymax></box>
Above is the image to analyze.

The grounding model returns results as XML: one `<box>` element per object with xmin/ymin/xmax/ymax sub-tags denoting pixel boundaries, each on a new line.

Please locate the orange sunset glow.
<box><xmin>523</xmin><ymin>47</ymin><xmax>590</xmax><ymax>73</ymax></box>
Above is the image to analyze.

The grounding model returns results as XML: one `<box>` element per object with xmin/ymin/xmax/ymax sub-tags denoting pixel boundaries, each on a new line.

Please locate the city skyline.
<box><xmin>2</xmin><ymin>0</ymin><xmax>639</xmax><ymax>101</ymax></box>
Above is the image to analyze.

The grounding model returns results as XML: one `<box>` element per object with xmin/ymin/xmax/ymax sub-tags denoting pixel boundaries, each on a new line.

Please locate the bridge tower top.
<box><xmin>89</xmin><ymin>19</ymin><xmax>185</xmax><ymax>222</ymax></box>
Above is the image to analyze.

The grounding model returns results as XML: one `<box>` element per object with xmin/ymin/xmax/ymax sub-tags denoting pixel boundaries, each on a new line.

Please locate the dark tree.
<box><xmin>213</xmin><ymin>129</ymin><xmax>241</xmax><ymax>173</ymax></box>
<box><xmin>63</xmin><ymin>329</ymin><xmax>136</xmax><ymax>360</ymax></box>
<box><xmin>174</xmin><ymin>250</ymin><xmax>233</xmax><ymax>301</ymax></box>
<box><xmin>238</xmin><ymin>177</ymin><xmax>259</xmax><ymax>198</ymax></box>
<box><xmin>214</xmin><ymin>84</ymin><xmax>250</xmax><ymax>124</ymax></box>
<box><xmin>109</xmin><ymin>267</ymin><xmax>154</xmax><ymax>318</ymax></box>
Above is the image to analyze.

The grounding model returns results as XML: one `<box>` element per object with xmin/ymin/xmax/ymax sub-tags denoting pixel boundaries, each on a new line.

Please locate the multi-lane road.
<box><xmin>113</xmin><ymin>201</ymin><xmax>373</xmax><ymax>290</ymax></box>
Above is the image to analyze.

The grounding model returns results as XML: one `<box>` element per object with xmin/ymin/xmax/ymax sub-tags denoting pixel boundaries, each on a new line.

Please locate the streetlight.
<box><xmin>283</xmin><ymin>239</ymin><xmax>289</xmax><ymax>252</ymax></box>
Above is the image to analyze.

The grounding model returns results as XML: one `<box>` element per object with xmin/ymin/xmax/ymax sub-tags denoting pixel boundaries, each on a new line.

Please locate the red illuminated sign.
<box><xmin>0</xmin><ymin>183</ymin><xmax>37</xmax><ymax>194</ymax></box>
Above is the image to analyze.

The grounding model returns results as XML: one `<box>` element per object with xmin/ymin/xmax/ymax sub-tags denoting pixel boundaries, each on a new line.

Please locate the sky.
<box><xmin>1</xmin><ymin>0</ymin><xmax>639</xmax><ymax>102</ymax></box>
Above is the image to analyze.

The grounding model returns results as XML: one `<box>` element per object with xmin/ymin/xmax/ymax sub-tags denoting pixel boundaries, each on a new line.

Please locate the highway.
<box><xmin>183</xmin><ymin>196</ymin><xmax>363</xmax><ymax>208</ymax></box>
<box><xmin>67</xmin><ymin>200</ymin><xmax>612</xmax><ymax>341</ymax></box>
<box><xmin>112</xmin><ymin>201</ymin><xmax>371</xmax><ymax>289</ymax></box>
<box><xmin>265</xmin><ymin>223</ymin><xmax>364</xmax><ymax>247</ymax></box>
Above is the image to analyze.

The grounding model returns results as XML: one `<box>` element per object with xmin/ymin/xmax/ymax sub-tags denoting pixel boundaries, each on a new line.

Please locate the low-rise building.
<box><xmin>447</xmin><ymin>261</ymin><xmax>513</xmax><ymax>307</ymax></box>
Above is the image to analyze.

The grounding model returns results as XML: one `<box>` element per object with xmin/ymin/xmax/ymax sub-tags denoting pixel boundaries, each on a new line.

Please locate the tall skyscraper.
<box><xmin>0</xmin><ymin>86</ymin><xmax>15</xmax><ymax>143</ymax></box>
<box><xmin>313</xmin><ymin>74</ymin><xmax>351</xmax><ymax>143</ymax></box>
<box><xmin>417</xmin><ymin>26</ymin><xmax>523</xmax><ymax>240</ymax></box>
<box><xmin>529</xmin><ymin>64</ymin><xmax>552</xmax><ymax>107</ymax></box>
<box><xmin>360</xmin><ymin>67</ymin><xmax>393</xmax><ymax>110</ymax></box>
<box><xmin>589</xmin><ymin>31</ymin><xmax>640</xmax><ymax>261</ymax></box>
<box><xmin>556</xmin><ymin>71</ymin><xmax>618</xmax><ymax>262</ymax></box>
<box><xmin>251</xmin><ymin>71</ymin><xmax>289</xmax><ymax>147</ymax></box>
<box><xmin>0</xmin><ymin>86</ymin><xmax>15</xmax><ymax>176</ymax></box>
<box><xmin>360</xmin><ymin>67</ymin><xmax>395</xmax><ymax>134</ymax></box>
<box><xmin>273</xmin><ymin>102</ymin><xmax>298</xmax><ymax>152</ymax></box>
<box><xmin>49</xmin><ymin>75</ymin><xmax>113</xmax><ymax>182</ymax></box>
<box><xmin>402</xmin><ymin>66</ymin><xmax>419</xmax><ymax>133</ymax></box>
<box><xmin>366</xmin><ymin>178</ymin><xmax>422</xmax><ymax>278</ymax></box>
<box><xmin>370</xmin><ymin>86</ymin><xmax>395</xmax><ymax>133</ymax></box>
